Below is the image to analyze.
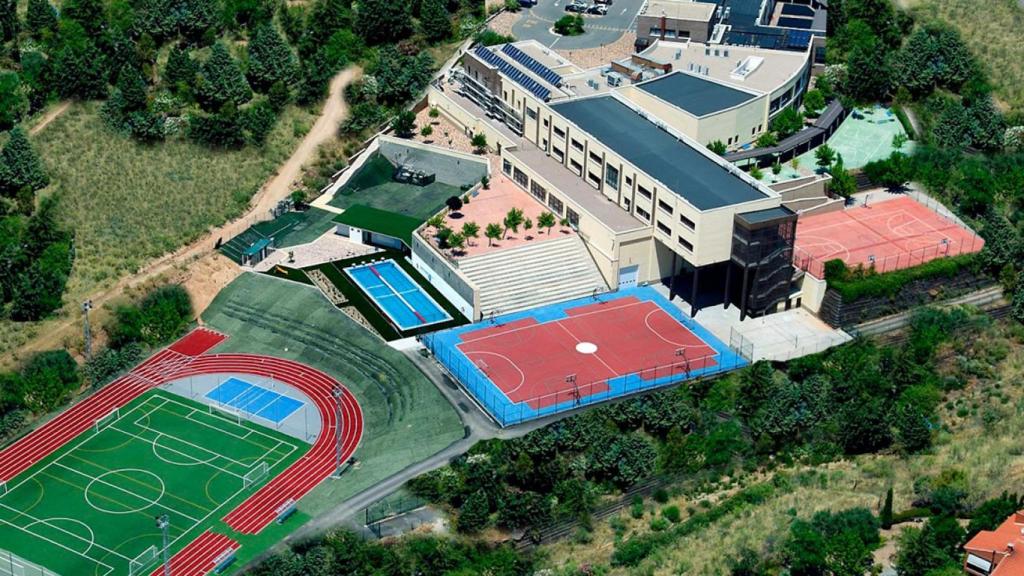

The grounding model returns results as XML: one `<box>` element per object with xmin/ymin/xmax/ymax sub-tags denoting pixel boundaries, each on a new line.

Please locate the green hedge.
<box><xmin>825</xmin><ymin>254</ymin><xmax>978</xmax><ymax>301</ymax></box>
<box><xmin>892</xmin><ymin>104</ymin><xmax>917</xmax><ymax>140</ymax></box>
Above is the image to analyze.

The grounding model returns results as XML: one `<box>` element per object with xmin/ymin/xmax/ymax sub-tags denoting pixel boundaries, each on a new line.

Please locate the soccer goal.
<box><xmin>94</xmin><ymin>408</ymin><xmax>120</xmax><ymax>434</ymax></box>
<box><xmin>242</xmin><ymin>461</ymin><xmax>269</xmax><ymax>489</ymax></box>
<box><xmin>208</xmin><ymin>403</ymin><xmax>242</xmax><ymax>425</ymax></box>
<box><xmin>128</xmin><ymin>545</ymin><xmax>159</xmax><ymax>576</ymax></box>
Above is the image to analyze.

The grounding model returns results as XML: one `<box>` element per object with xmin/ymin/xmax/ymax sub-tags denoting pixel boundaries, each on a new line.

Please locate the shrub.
<box><xmin>824</xmin><ymin>254</ymin><xmax>978</xmax><ymax>301</ymax></box>
<box><xmin>662</xmin><ymin>505</ymin><xmax>681</xmax><ymax>523</ymax></box>
<box><xmin>553</xmin><ymin>14</ymin><xmax>583</xmax><ymax>36</ymax></box>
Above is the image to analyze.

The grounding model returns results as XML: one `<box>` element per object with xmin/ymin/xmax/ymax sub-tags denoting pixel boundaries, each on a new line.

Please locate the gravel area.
<box><xmin>556</xmin><ymin>31</ymin><xmax>636</xmax><ymax>69</ymax></box>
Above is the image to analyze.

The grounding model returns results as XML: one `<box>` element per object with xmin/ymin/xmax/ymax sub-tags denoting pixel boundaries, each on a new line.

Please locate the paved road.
<box><xmin>513</xmin><ymin>0</ymin><xmax>644</xmax><ymax>49</ymax></box>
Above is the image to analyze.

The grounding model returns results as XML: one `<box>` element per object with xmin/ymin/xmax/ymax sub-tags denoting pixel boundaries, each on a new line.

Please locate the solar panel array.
<box><xmin>501</xmin><ymin>44</ymin><xmax>563</xmax><ymax>87</ymax></box>
<box><xmin>786</xmin><ymin>30</ymin><xmax>812</xmax><ymax>49</ymax></box>
<box><xmin>778</xmin><ymin>16</ymin><xmax>813</xmax><ymax>29</ymax></box>
<box><xmin>780</xmin><ymin>3</ymin><xmax>814</xmax><ymax>17</ymax></box>
<box><xmin>473</xmin><ymin>46</ymin><xmax>552</xmax><ymax>101</ymax></box>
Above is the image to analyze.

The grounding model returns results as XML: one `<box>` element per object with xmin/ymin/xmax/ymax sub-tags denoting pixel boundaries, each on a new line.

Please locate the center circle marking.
<box><xmin>84</xmin><ymin>469</ymin><xmax>165</xmax><ymax>515</ymax></box>
<box><xmin>576</xmin><ymin>342</ymin><xmax>598</xmax><ymax>354</ymax></box>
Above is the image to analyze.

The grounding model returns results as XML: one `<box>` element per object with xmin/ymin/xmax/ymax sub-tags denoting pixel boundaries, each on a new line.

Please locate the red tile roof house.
<box><xmin>965</xmin><ymin>511</ymin><xmax>1024</xmax><ymax>575</ymax></box>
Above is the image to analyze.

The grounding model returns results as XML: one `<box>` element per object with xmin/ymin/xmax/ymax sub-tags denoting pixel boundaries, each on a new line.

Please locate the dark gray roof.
<box><xmin>550</xmin><ymin>96</ymin><xmax>769</xmax><ymax>211</ymax></box>
<box><xmin>637</xmin><ymin>72</ymin><xmax>758</xmax><ymax>117</ymax></box>
<box><xmin>736</xmin><ymin>206</ymin><xmax>795</xmax><ymax>226</ymax></box>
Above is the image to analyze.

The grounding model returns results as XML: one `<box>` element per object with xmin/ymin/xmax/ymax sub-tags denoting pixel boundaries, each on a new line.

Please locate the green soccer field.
<box><xmin>0</xmin><ymin>390</ymin><xmax>307</xmax><ymax>576</ymax></box>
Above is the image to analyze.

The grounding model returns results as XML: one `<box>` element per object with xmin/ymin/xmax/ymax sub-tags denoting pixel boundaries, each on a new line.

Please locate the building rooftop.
<box><xmin>550</xmin><ymin>95</ymin><xmax>770</xmax><ymax>211</ymax></box>
<box><xmin>736</xmin><ymin>206</ymin><xmax>795</xmax><ymax>226</ymax></box>
<box><xmin>333</xmin><ymin>204</ymin><xmax>422</xmax><ymax>245</ymax></box>
<box><xmin>508</xmin><ymin>140</ymin><xmax>646</xmax><ymax>233</ymax></box>
<box><xmin>965</xmin><ymin>511</ymin><xmax>1024</xmax><ymax>576</ymax></box>
<box><xmin>644</xmin><ymin>0</ymin><xmax>716</xmax><ymax>21</ymax></box>
<box><xmin>636</xmin><ymin>40</ymin><xmax>809</xmax><ymax>95</ymax></box>
<box><xmin>636</xmin><ymin>70</ymin><xmax>759</xmax><ymax>117</ymax></box>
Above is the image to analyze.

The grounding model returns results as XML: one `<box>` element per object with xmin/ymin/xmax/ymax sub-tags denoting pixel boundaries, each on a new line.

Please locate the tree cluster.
<box><xmin>0</xmin><ymin>350</ymin><xmax>81</xmax><ymax>440</ymax></box>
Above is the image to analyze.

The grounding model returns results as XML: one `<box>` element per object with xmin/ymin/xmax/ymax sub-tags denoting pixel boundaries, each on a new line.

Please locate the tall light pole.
<box><xmin>332</xmin><ymin>385</ymin><xmax>343</xmax><ymax>478</ymax></box>
<box><xmin>82</xmin><ymin>300</ymin><xmax>93</xmax><ymax>361</ymax></box>
<box><xmin>155</xmin><ymin>514</ymin><xmax>171</xmax><ymax>576</ymax></box>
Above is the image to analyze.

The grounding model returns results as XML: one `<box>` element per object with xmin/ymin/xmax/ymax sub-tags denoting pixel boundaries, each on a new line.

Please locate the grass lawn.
<box><xmin>904</xmin><ymin>0</ymin><xmax>1024</xmax><ymax>113</ymax></box>
<box><xmin>0</xmin><ymin>389</ymin><xmax>306</xmax><ymax>576</ymax></box>
<box><xmin>327</xmin><ymin>152</ymin><xmax>464</xmax><ymax>220</ymax></box>
<box><xmin>200</xmin><ymin>272</ymin><xmax>465</xmax><ymax>514</ymax></box>
<box><xmin>0</xmin><ymin>102</ymin><xmax>314</xmax><ymax>357</ymax></box>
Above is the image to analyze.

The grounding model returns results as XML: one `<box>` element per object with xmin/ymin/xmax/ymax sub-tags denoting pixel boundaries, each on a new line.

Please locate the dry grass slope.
<box><xmin>905</xmin><ymin>0</ymin><xmax>1024</xmax><ymax>113</ymax></box>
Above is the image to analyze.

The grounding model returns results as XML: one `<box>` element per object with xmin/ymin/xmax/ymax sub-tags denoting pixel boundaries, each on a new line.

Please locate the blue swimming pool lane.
<box><xmin>345</xmin><ymin>260</ymin><xmax>452</xmax><ymax>331</ymax></box>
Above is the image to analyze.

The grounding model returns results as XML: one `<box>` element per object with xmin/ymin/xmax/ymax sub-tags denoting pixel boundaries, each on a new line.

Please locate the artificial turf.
<box><xmin>200</xmin><ymin>273</ymin><xmax>465</xmax><ymax>515</ymax></box>
<box><xmin>0</xmin><ymin>390</ymin><xmax>306</xmax><ymax>576</ymax></box>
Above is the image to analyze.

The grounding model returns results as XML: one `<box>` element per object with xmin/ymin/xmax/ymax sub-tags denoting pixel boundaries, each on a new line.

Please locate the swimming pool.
<box><xmin>345</xmin><ymin>260</ymin><xmax>452</xmax><ymax>331</ymax></box>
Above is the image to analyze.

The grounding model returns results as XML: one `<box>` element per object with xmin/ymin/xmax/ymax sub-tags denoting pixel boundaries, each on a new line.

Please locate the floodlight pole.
<box><xmin>156</xmin><ymin>514</ymin><xmax>171</xmax><ymax>576</ymax></box>
<box><xmin>82</xmin><ymin>300</ymin><xmax>93</xmax><ymax>361</ymax></box>
<box><xmin>332</xmin><ymin>385</ymin><xmax>343</xmax><ymax>478</ymax></box>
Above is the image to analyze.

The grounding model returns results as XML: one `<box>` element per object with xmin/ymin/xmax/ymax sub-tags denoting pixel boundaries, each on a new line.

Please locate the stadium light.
<box><xmin>155</xmin><ymin>514</ymin><xmax>171</xmax><ymax>576</ymax></box>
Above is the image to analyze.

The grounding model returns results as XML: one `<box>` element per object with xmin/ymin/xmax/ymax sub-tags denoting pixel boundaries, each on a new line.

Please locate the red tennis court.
<box><xmin>456</xmin><ymin>296</ymin><xmax>717</xmax><ymax>409</ymax></box>
<box><xmin>794</xmin><ymin>196</ymin><xmax>983</xmax><ymax>277</ymax></box>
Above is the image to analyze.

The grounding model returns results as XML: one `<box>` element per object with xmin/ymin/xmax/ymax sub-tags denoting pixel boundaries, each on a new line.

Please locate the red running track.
<box><xmin>164</xmin><ymin>354</ymin><xmax>364</xmax><ymax>534</ymax></box>
<box><xmin>0</xmin><ymin>328</ymin><xmax>225</xmax><ymax>482</ymax></box>
<box><xmin>1</xmin><ymin>326</ymin><xmax>364</xmax><ymax>572</ymax></box>
<box><xmin>148</xmin><ymin>531</ymin><xmax>239</xmax><ymax>576</ymax></box>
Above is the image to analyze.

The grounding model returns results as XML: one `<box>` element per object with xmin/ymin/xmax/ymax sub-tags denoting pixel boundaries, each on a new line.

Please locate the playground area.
<box><xmin>327</xmin><ymin>140</ymin><xmax>488</xmax><ymax>220</ymax></box>
<box><xmin>794</xmin><ymin>195</ymin><xmax>984</xmax><ymax>278</ymax></box>
<box><xmin>424</xmin><ymin>287</ymin><xmax>746</xmax><ymax>426</ymax></box>
<box><xmin>757</xmin><ymin>105</ymin><xmax>916</xmax><ymax>184</ymax></box>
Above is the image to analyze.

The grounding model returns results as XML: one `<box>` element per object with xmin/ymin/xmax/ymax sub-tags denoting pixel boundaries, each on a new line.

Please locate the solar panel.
<box><xmin>501</xmin><ymin>44</ymin><xmax>564</xmax><ymax>87</ymax></box>
<box><xmin>778</xmin><ymin>16</ymin><xmax>813</xmax><ymax>29</ymax></box>
<box><xmin>786</xmin><ymin>30</ymin><xmax>812</xmax><ymax>48</ymax></box>
<box><xmin>780</xmin><ymin>3</ymin><xmax>814</xmax><ymax>17</ymax></box>
<box><xmin>473</xmin><ymin>46</ymin><xmax>552</xmax><ymax>101</ymax></box>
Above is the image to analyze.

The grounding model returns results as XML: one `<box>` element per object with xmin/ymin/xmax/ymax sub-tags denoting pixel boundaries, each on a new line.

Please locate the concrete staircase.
<box><xmin>459</xmin><ymin>235</ymin><xmax>608</xmax><ymax>317</ymax></box>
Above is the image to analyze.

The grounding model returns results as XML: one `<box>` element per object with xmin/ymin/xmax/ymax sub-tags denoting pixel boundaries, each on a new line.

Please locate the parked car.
<box><xmin>565</xmin><ymin>2</ymin><xmax>587</xmax><ymax>12</ymax></box>
<box><xmin>587</xmin><ymin>4</ymin><xmax>607</xmax><ymax>14</ymax></box>
<box><xmin>594</xmin><ymin>0</ymin><xmax>613</xmax><ymax>5</ymax></box>
<box><xmin>519</xmin><ymin>0</ymin><xmax>537</xmax><ymax>6</ymax></box>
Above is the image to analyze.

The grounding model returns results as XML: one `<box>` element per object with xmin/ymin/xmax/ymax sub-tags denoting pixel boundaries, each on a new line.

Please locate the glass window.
<box><xmin>548</xmin><ymin>195</ymin><xmax>564</xmax><ymax>215</ymax></box>
<box><xmin>513</xmin><ymin>167</ymin><xmax>529</xmax><ymax>188</ymax></box>
<box><xmin>571</xmin><ymin>139</ymin><xmax>584</xmax><ymax>151</ymax></box>
<box><xmin>658</xmin><ymin>199</ymin><xmax>673</xmax><ymax>214</ymax></box>
<box><xmin>570</xmin><ymin>159</ymin><xmax>583</xmax><ymax>175</ymax></box>
<box><xmin>502</xmin><ymin>159</ymin><xmax>512</xmax><ymax>175</ymax></box>
<box><xmin>679</xmin><ymin>213</ymin><xmax>695</xmax><ymax>230</ymax></box>
<box><xmin>678</xmin><ymin>236</ymin><xmax>693</xmax><ymax>251</ymax></box>
<box><xmin>554</xmin><ymin>126</ymin><xmax>565</xmax><ymax>138</ymax></box>
<box><xmin>567</xmin><ymin>208</ymin><xmax>579</xmax><ymax>228</ymax></box>
<box><xmin>553</xmin><ymin>146</ymin><xmax>564</xmax><ymax>161</ymax></box>
<box><xmin>637</xmin><ymin>185</ymin><xmax>652</xmax><ymax>199</ymax></box>
<box><xmin>605</xmin><ymin>165</ymin><xmax>620</xmax><ymax>190</ymax></box>
<box><xmin>530</xmin><ymin>181</ymin><xmax>547</xmax><ymax>201</ymax></box>
<box><xmin>526</xmin><ymin>107</ymin><xmax>537</xmax><ymax>120</ymax></box>
<box><xmin>636</xmin><ymin>206</ymin><xmax>650</xmax><ymax>222</ymax></box>
<box><xmin>657</xmin><ymin>221</ymin><xmax>671</xmax><ymax>235</ymax></box>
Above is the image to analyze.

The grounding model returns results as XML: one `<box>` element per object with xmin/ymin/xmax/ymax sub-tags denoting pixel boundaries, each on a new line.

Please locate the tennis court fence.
<box><xmin>0</xmin><ymin>548</ymin><xmax>60</xmax><ymax>576</ymax></box>
<box><xmin>793</xmin><ymin>231</ymin><xmax>983</xmax><ymax>279</ymax></box>
<box><xmin>422</xmin><ymin>332</ymin><xmax>749</xmax><ymax>427</ymax></box>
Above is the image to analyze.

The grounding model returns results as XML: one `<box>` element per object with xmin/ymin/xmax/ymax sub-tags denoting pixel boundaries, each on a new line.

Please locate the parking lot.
<box><xmin>512</xmin><ymin>0</ymin><xmax>645</xmax><ymax>50</ymax></box>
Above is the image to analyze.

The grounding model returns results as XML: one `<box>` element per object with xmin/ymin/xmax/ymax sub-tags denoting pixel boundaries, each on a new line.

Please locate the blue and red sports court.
<box><xmin>424</xmin><ymin>287</ymin><xmax>746</xmax><ymax>426</ymax></box>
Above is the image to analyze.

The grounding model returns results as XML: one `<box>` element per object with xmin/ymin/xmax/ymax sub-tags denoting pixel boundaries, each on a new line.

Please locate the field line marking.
<box><xmin>556</xmin><ymin>322</ymin><xmax>618</xmax><ymax>379</ymax></box>
<box><xmin>0</xmin><ymin>501</ymin><xmax>133</xmax><ymax>562</ymax></box>
<box><xmin>50</xmin><ymin>464</ymin><xmax>201</xmax><ymax>525</ymax></box>
<box><xmin>105</xmin><ymin>425</ymin><xmax>245</xmax><ymax>479</ymax></box>
<box><xmin>0</xmin><ymin>516</ymin><xmax>115</xmax><ymax>576</ymax></box>
<box><xmin>458</xmin><ymin>299</ymin><xmax>650</xmax><ymax>345</ymax></box>
<box><xmin>153</xmin><ymin>391</ymin><xmax>289</xmax><ymax>450</ymax></box>
<box><xmin>64</xmin><ymin>455</ymin><xmax>215</xmax><ymax>517</ymax></box>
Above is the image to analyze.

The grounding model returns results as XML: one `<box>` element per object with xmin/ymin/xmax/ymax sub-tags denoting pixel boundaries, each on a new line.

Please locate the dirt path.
<box><xmin>29</xmin><ymin>101</ymin><xmax>72</xmax><ymax>135</ymax></box>
<box><xmin>4</xmin><ymin>68</ymin><xmax>361</xmax><ymax>364</ymax></box>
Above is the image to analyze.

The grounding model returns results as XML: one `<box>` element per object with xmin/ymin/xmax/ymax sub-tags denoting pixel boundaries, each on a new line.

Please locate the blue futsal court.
<box><xmin>345</xmin><ymin>259</ymin><xmax>452</xmax><ymax>331</ymax></box>
<box><xmin>205</xmin><ymin>377</ymin><xmax>304</xmax><ymax>424</ymax></box>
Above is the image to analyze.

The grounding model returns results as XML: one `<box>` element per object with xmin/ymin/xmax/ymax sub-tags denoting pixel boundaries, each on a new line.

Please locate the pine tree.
<box><xmin>419</xmin><ymin>0</ymin><xmax>451</xmax><ymax>42</ymax></box>
<box><xmin>62</xmin><ymin>0</ymin><xmax>106</xmax><ymax>36</ymax></box>
<box><xmin>0</xmin><ymin>0</ymin><xmax>19</xmax><ymax>41</ymax></box>
<box><xmin>881</xmin><ymin>487</ymin><xmax>894</xmax><ymax>530</ymax></box>
<box><xmin>0</xmin><ymin>127</ymin><xmax>49</xmax><ymax>198</ymax></box>
<box><xmin>164</xmin><ymin>45</ymin><xmax>197</xmax><ymax>89</ymax></box>
<box><xmin>178</xmin><ymin>0</ymin><xmax>219</xmax><ymax>42</ymax></box>
<box><xmin>246</xmin><ymin>23</ymin><xmax>297</xmax><ymax>93</ymax></box>
<box><xmin>26</xmin><ymin>0</ymin><xmax>58</xmax><ymax>37</ymax></box>
<box><xmin>0</xmin><ymin>71</ymin><xmax>28</xmax><ymax>130</ymax></box>
<box><xmin>356</xmin><ymin>0</ymin><xmax>412</xmax><ymax>45</ymax></box>
<box><xmin>116</xmin><ymin>66</ymin><xmax>148</xmax><ymax>111</ymax></box>
<box><xmin>196</xmin><ymin>43</ymin><xmax>252</xmax><ymax>112</ymax></box>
